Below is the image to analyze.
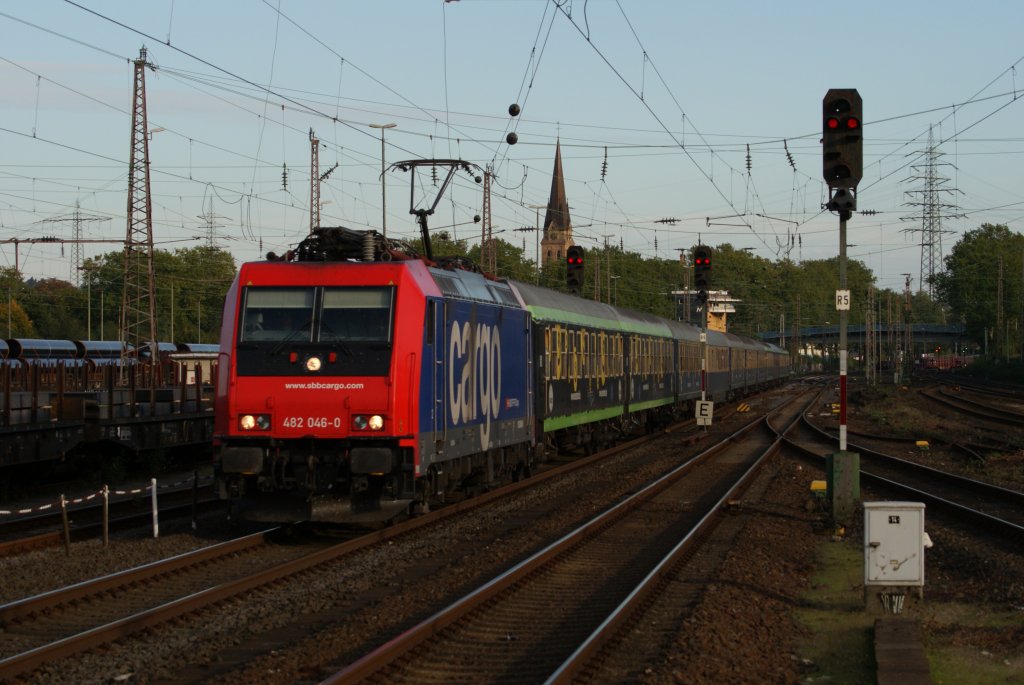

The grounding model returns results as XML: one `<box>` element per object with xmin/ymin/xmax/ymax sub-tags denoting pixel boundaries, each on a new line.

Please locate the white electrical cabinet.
<box><xmin>864</xmin><ymin>501</ymin><xmax>926</xmax><ymax>587</ymax></box>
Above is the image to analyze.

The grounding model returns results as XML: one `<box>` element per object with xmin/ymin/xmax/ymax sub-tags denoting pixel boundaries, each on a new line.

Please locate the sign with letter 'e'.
<box><xmin>695</xmin><ymin>400</ymin><xmax>714</xmax><ymax>426</ymax></box>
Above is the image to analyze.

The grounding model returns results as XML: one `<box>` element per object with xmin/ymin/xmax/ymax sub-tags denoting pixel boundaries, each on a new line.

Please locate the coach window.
<box><xmin>241</xmin><ymin>288</ymin><xmax>314</xmax><ymax>342</ymax></box>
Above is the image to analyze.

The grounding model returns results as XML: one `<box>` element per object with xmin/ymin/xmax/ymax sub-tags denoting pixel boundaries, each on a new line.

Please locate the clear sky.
<box><xmin>1</xmin><ymin>0</ymin><xmax>1021</xmax><ymax>298</ymax></box>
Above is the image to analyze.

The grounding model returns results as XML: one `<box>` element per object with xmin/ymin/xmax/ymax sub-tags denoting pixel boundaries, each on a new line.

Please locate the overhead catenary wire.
<box><xmin>0</xmin><ymin>2</ymin><xmax>1018</xmax><ymax>285</ymax></box>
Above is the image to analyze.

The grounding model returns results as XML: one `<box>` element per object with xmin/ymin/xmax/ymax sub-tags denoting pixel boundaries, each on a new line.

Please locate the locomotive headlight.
<box><xmin>352</xmin><ymin>415</ymin><xmax>385</xmax><ymax>431</ymax></box>
<box><xmin>305</xmin><ymin>356</ymin><xmax>322</xmax><ymax>372</ymax></box>
<box><xmin>238</xmin><ymin>414</ymin><xmax>271</xmax><ymax>431</ymax></box>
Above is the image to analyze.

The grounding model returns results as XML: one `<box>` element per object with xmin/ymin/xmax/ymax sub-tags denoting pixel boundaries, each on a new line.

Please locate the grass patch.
<box><xmin>796</xmin><ymin>536</ymin><xmax>876</xmax><ymax>684</ymax></box>
<box><xmin>796</xmin><ymin>535</ymin><xmax>1024</xmax><ymax>684</ymax></box>
<box><xmin>919</xmin><ymin>603</ymin><xmax>1024</xmax><ymax>684</ymax></box>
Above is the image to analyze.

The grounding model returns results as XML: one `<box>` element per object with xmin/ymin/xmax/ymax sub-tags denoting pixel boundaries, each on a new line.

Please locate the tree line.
<box><xmin>0</xmin><ymin>223</ymin><xmax>1018</xmax><ymax>360</ymax></box>
<box><xmin>0</xmin><ymin>245</ymin><xmax>235</xmax><ymax>344</ymax></box>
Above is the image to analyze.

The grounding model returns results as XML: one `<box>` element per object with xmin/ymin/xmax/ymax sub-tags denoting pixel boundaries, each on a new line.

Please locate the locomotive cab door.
<box><xmin>430</xmin><ymin>299</ymin><xmax>446</xmax><ymax>452</ymax></box>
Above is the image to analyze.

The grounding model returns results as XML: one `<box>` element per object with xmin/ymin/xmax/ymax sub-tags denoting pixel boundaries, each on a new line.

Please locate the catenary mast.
<box><xmin>120</xmin><ymin>47</ymin><xmax>157</xmax><ymax>354</ymax></box>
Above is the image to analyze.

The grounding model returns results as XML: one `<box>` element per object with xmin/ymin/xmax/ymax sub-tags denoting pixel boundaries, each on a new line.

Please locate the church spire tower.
<box><xmin>540</xmin><ymin>139</ymin><xmax>573</xmax><ymax>266</ymax></box>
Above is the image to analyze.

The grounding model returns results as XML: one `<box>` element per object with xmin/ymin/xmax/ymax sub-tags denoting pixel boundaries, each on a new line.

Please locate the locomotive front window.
<box><xmin>241</xmin><ymin>288</ymin><xmax>315</xmax><ymax>343</ymax></box>
<box><xmin>320</xmin><ymin>288</ymin><xmax>393</xmax><ymax>343</ymax></box>
<box><xmin>235</xmin><ymin>285</ymin><xmax>393</xmax><ymax>376</ymax></box>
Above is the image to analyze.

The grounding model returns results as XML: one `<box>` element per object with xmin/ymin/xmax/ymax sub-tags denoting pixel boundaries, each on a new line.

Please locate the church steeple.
<box><xmin>540</xmin><ymin>139</ymin><xmax>572</xmax><ymax>266</ymax></box>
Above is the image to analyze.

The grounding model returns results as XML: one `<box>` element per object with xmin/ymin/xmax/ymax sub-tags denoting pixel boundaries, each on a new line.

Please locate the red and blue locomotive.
<box><xmin>214</xmin><ymin>227</ymin><xmax>533</xmax><ymax>521</ymax></box>
<box><xmin>213</xmin><ymin>226</ymin><xmax>789</xmax><ymax>521</ymax></box>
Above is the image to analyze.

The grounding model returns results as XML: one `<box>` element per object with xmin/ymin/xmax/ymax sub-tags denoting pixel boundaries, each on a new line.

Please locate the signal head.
<box><xmin>693</xmin><ymin>245</ymin><xmax>713</xmax><ymax>289</ymax></box>
<box><xmin>822</xmin><ymin>89</ymin><xmax>863</xmax><ymax>189</ymax></box>
<box><xmin>566</xmin><ymin>245</ymin><xmax>585</xmax><ymax>291</ymax></box>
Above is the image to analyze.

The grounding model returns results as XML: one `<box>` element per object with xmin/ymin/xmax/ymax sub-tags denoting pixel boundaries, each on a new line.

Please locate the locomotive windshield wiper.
<box><xmin>269</xmin><ymin>318</ymin><xmax>315</xmax><ymax>355</ymax></box>
<box><xmin>318</xmin><ymin>320</ymin><xmax>356</xmax><ymax>358</ymax></box>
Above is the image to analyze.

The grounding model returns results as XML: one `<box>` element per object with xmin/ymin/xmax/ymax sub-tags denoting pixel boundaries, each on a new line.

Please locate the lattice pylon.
<box><xmin>481</xmin><ymin>169</ymin><xmax>494</xmax><ymax>273</ymax></box>
<box><xmin>120</xmin><ymin>47</ymin><xmax>157</xmax><ymax>357</ymax></box>
<box><xmin>310</xmin><ymin>129</ymin><xmax>320</xmax><ymax>234</ymax></box>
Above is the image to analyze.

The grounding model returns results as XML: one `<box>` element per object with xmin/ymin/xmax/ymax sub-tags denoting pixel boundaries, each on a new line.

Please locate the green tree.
<box><xmin>0</xmin><ymin>267</ymin><xmax>38</xmax><ymax>338</ymax></box>
<box><xmin>79</xmin><ymin>246</ymin><xmax>236</xmax><ymax>343</ymax></box>
<box><xmin>0</xmin><ymin>299</ymin><xmax>38</xmax><ymax>338</ymax></box>
<box><xmin>932</xmin><ymin>223</ymin><xmax>1024</xmax><ymax>356</ymax></box>
<box><xmin>154</xmin><ymin>246</ymin><xmax>237</xmax><ymax>343</ymax></box>
<box><xmin>21</xmin><ymin>278</ymin><xmax>88</xmax><ymax>339</ymax></box>
<box><xmin>416</xmin><ymin>230</ymin><xmax>470</xmax><ymax>261</ymax></box>
<box><xmin>482</xmin><ymin>239</ymin><xmax>536</xmax><ymax>283</ymax></box>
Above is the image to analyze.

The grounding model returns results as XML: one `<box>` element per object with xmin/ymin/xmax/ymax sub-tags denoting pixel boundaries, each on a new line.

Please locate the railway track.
<box><xmin>790</xmin><ymin>415</ymin><xmax>1024</xmax><ymax>539</ymax></box>
<box><xmin>8</xmin><ymin>377</ymin><xmax>1015</xmax><ymax>685</ymax></box>
<box><xmin>318</xmin><ymin>390</ymin><xmax>817</xmax><ymax>684</ymax></box>
<box><xmin>0</xmin><ymin>385</ymin><xmax>799</xmax><ymax>683</ymax></box>
<box><xmin>14</xmin><ymin>380</ymin><xmax>1003</xmax><ymax>683</ymax></box>
<box><xmin>919</xmin><ymin>385</ymin><xmax>1024</xmax><ymax>428</ymax></box>
<box><xmin>837</xmin><ymin>424</ymin><xmax>985</xmax><ymax>464</ymax></box>
<box><xmin>929</xmin><ymin>373</ymin><xmax>1024</xmax><ymax>402</ymax></box>
<box><xmin>0</xmin><ymin>528</ymin><xmax>343</xmax><ymax>680</ymax></box>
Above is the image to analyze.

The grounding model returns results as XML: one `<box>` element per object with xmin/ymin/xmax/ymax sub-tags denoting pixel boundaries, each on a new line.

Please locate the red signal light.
<box><xmin>566</xmin><ymin>246</ymin><xmax>585</xmax><ymax>290</ymax></box>
<box><xmin>693</xmin><ymin>245</ymin><xmax>712</xmax><ymax>289</ymax></box>
<box><xmin>823</xmin><ymin>88</ymin><xmax>863</xmax><ymax>189</ymax></box>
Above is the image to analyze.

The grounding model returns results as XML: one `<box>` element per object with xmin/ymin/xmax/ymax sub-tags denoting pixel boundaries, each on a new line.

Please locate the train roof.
<box><xmin>509</xmin><ymin>280</ymin><xmax>672</xmax><ymax>336</ymax></box>
<box><xmin>722</xmin><ymin>331</ymin><xmax>768</xmax><ymax>351</ymax></box>
<box><xmin>427</xmin><ymin>267</ymin><xmax>520</xmax><ymax>307</ymax></box>
<box><xmin>663</xmin><ymin>319</ymin><xmax>706</xmax><ymax>343</ymax></box>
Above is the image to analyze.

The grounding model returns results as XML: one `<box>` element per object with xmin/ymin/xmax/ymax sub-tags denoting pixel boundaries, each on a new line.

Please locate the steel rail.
<box><xmin>919</xmin><ymin>387</ymin><xmax>1024</xmax><ymax>426</ymax></box>
<box><xmin>799</xmin><ymin>414</ymin><xmax>1024</xmax><ymax>504</ymax></box>
<box><xmin>0</xmin><ymin>529</ymin><xmax>272</xmax><ymax>624</ymax></box>
<box><xmin>783</xmin><ymin>437</ymin><xmax>1024</xmax><ymax>540</ymax></box>
<box><xmin>789</xmin><ymin>418</ymin><xmax>1024</xmax><ymax>539</ymax></box>
<box><xmin>543</xmin><ymin>388</ymin><xmax>819</xmax><ymax>684</ymax></box>
<box><xmin>0</xmin><ymin>529</ymin><xmax>276</xmax><ymax>680</ymax></box>
<box><xmin>0</xmin><ymin>428</ymin><xmax>677</xmax><ymax>682</ymax></box>
<box><xmin>0</xmin><ymin>385</ymin><xmax>787</xmax><ymax>683</ymax></box>
<box><xmin>320</xmin><ymin>389</ymin><xmax>814</xmax><ymax>685</ymax></box>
